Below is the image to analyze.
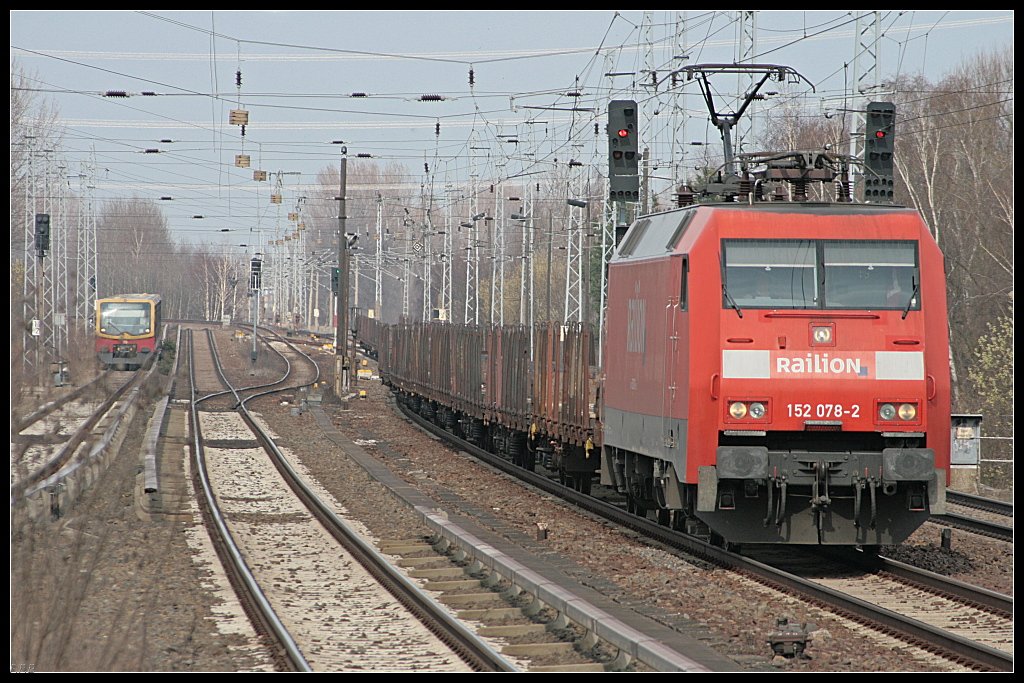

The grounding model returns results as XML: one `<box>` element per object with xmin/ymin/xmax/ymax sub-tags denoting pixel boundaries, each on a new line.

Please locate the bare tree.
<box><xmin>96</xmin><ymin>197</ymin><xmax>177</xmax><ymax>297</ymax></box>
<box><xmin>893</xmin><ymin>47</ymin><xmax>1014</xmax><ymax>410</ymax></box>
<box><xmin>10</xmin><ymin>58</ymin><xmax>63</xmax><ymax>259</ymax></box>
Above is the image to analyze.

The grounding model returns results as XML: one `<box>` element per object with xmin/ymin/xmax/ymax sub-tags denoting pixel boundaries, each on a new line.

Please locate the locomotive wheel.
<box><xmin>657</xmin><ymin>509</ymin><xmax>671</xmax><ymax>527</ymax></box>
<box><xmin>670</xmin><ymin>511</ymin><xmax>687</xmax><ymax>531</ymax></box>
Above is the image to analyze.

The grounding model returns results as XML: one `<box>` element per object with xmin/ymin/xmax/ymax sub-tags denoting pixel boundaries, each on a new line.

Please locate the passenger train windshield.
<box><xmin>99</xmin><ymin>302</ymin><xmax>152</xmax><ymax>335</ymax></box>
<box><xmin>722</xmin><ymin>239</ymin><xmax>920</xmax><ymax>311</ymax></box>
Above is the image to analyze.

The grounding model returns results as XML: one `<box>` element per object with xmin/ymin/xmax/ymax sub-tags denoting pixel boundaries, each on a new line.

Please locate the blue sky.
<box><xmin>11</xmin><ymin>11</ymin><xmax>1014</xmax><ymax>249</ymax></box>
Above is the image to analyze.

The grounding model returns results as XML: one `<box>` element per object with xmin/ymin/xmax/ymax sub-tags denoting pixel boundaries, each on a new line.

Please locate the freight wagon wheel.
<box><xmin>577</xmin><ymin>475</ymin><xmax>592</xmax><ymax>496</ymax></box>
<box><xmin>524</xmin><ymin>451</ymin><xmax>536</xmax><ymax>472</ymax></box>
<box><xmin>708</xmin><ymin>531</ymin><xmax>740</xmax><ymax>553</ymax></box>
<box><xmin>626</xmin><ymin>494</ymin><xmax>644</xmax><ymax>516</ymax></box>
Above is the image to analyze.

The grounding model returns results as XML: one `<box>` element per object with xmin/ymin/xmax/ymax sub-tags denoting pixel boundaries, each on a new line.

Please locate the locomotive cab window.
<box><xmin>823</xmin><ymin>240</ymin><xmax>919</xmax><ymax>310</ymax></box>
<box><xmin>722</xmin><ymin>239</ymin><xmax>817</xmax><ymax>309</ymax></box>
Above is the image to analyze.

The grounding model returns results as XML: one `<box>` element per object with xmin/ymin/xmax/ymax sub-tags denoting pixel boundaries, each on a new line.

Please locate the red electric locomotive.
<box><xmin>95</xmin><ymin>293</ymin><xmax>162</xmax><ymax>370</ymax></box>
<box><xmin>600</xmin><ymin>202</ymin><xmax>950</xmax><ymax>545</ymax></box>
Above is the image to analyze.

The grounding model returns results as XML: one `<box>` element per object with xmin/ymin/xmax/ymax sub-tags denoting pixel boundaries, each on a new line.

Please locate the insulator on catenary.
<box><xmin>104</xmin><ymin>90</ymin><xmax>128</xmax><ymax>98</ymax></box>
<box><xmin>468</xmin><ymin>68</ymin><xmax>474</xmax><ymax>86</ymax></box>
<box><xmin>419</xmin><ymin>94</ymin><xmax>445</xmax><ymax>102</ymax></box>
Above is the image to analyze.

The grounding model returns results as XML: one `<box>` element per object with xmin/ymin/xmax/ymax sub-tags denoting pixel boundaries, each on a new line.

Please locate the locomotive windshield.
<box><xmin>723</xmin><ymin>239</ymin><xmax>920</xmax><ymax>310</ymax></box>
<box><xmin>722</xmin><ymin>239</ymin><xmax>818</xmax><ymax>308</ymax></box>
<box><xmin>823</xmin><ymin>241</ymin><xmax>919</xmax><ymax>310</ymax></box>
<box><xmin>99</xmin><ymin>301</ymin><xmax>152</xmax><ymax>335</ymax></box>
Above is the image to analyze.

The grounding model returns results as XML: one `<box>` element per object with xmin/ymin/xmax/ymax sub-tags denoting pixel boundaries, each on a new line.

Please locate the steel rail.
<box><xmin>188</xmin><ymin>330</ymin><xmax>312</xmax><ymax>672</ymax></box>
<box><xmin>396</xmin><ymin>399</ymin><xmax>1014</xmax><ymax>672</ymax></box>
<box><xmin>204</xmin><ymin>328</ymin><xmax>514</xmax><ymax>672</ymax></box>
<box><xmin>946</xmin><ymin>491</ymin><xmax>1013</xmax><ymax>517</ymax></box>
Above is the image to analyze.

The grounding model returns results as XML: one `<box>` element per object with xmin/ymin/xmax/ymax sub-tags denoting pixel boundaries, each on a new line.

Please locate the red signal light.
<box><xmin>874</xmin><ymin>130</ymin><xmax>886</xmax><ymax>139</ymax></box>
<box><xmin>617</xmin><ymin>129</ymin><xmax>629</xmax><ymax>138</ymax></box>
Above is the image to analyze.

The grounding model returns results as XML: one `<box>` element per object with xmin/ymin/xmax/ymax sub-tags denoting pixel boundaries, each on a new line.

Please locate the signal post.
<box><xmin>335</xmin><ymin>147</ymin><xmax>351</xmax><ymax>397</ymax></box>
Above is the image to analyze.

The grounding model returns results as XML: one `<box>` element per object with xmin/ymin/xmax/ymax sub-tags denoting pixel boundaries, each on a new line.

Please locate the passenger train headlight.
<box><xmin>749</xmin><ymin>402</ymin><xmax>766</xmax><ymax>419</ymax></box>
<box><xmin>879</xmin><ymin>403</ymin><xmax>897</xmax><ymax>421</ymax></box>
<box><xmin>729</xmin><ymin>402</ymin><xmax>747</xmax><ymax>419</ymax></box>
<box><xmin>898</xmin><ymin>403</ymin><xmax>917</xmax><ymax>420</ymax></box>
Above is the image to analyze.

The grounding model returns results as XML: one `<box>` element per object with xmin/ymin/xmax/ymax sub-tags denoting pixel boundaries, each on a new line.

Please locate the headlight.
<box><xmin>898</xmin><ymin>403</ymin><xmax>917</xmax><ymax>420</ymax></box>
<box><xmin>812</xmin><ymin>325</ymin><xmax>832</xmax><ymax>344</ymax></box>
<box><xmin>879</xmin><ymin>403</ymin><xmax>897</xmax><ymax>420</ymax></box>
<box><xmin>749</xmin><ymin>402</ymin><xmax>766</xmax><ymax>419</ymax></box>
<box><xmin>729</xmin><ymin>402</ymin><xmax>747</xmax><ymax>419</ymax></box>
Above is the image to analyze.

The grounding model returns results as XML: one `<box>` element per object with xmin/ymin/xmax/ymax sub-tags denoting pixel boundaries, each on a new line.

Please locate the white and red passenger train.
<box><xmin>359</xmin><ymin>197</ymin><xmax>951</xmax><ymax>547</ymax></box>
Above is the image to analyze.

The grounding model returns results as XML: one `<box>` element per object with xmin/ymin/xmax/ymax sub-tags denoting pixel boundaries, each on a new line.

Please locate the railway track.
<box><xmin>10</xmin><ymin>354</ymin><xmax>161</xmax><ymax>520</ymax></box>
<box><xmin>947</xmin><ymin>491</ymin><xmax>1013</xmax><ymax>517</ymax></box>
<box><xmin>745</xmin><ymin>546</ymin><xmax>1013</xmax><ymax>670</ymax></box>
<box><xmin>13</xmin><ymin>371</ymin><xmax>110</xmax><ymax>435</ymax></box>
<box><xmin>11</xmin><ymin>370</ymin><xmax>138</xmax><ymax>488</ymax></box>
<box><xmin>928</xmin><ymin>511</ymin><xmax>1013</xmax><ymax>542</ymax></box>
<box><xmin>927</xmin><ymin>492</ymin><xmax>1013</xmax><ymax>542</ymax></box>
<box><xmin>187</xmin><ymin>327</ymin><xmax>511</xmax><ymax>672</ymax></box>
<box><xmin>392</xmin><ymin>388</ymin><xmax>1014</xmax><ymax>672</ymax></box>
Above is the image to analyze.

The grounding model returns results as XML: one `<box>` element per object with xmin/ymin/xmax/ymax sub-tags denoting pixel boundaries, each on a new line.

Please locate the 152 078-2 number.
<box><xmin>787</xmin><ymin>403</ymin><xmax>860</xmax><ymax>419</ymax></box>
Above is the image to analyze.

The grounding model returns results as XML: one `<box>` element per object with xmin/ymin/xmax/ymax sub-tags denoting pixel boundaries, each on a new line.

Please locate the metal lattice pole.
<box><xmin>464</xmin><ymin>153</ymin><xmax>480</xmax><ymax>325</ymax></box>
<box><xmin>53</xmin><ymin>158</ymin><xmax>69</xmax><ymax>361</ymax></box>
<box><xmin>22</xmin><ymin>134</ymin><xmax>41</xmax><ymax>377</ymax></box>
<box><xmin>490</xmin><ymin>179</ymin><xmax>505</xmax><ymax>326</ymax></box>
<box><xmin>441</xmin><ymin>181</ymin><xmax>453</xmax><ymax>322</ymax></box>
<box><xmin>563</xmin><ymin>166</ymin><xmax>584</xmax><ymax>323</ymax></box>
<box><xmin>75</xmin><ymin>155</ymin><xmax>98</xmax><ymax>329</ymax></box>
<box><xmin>401</xmin><ymin>248</ymin><xmax>411</xmax><ymax>321</ymax></box>
<box><xmin>850</xmin><ymin>11</ymin><xmax>882</xmax><ymax>200</ymax></box>
<box><xmin>735</xmin><ymin>10</ymin><xmax>758</xmax><ymax>154</ymax></box>
<box><xmin>421</xmin><ymin>221</ymin><xmax>432</xmax><ymax>322</ymax></box>
<box><xmin>375</xmin><ymin>193</ymin><xmax>383</xmax><ymax>320</ymax></box>
<box><xmin>671</xmin><ymin>12</ymin><xmax>689</xmax><ymax>192</ymax></box>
